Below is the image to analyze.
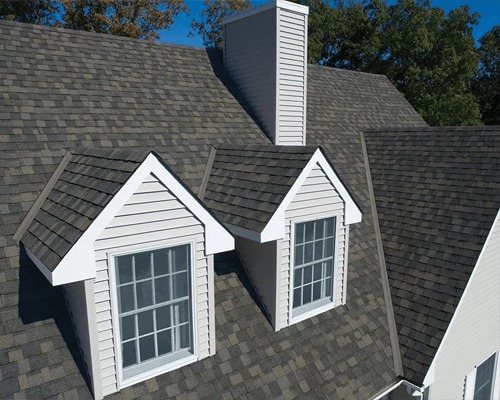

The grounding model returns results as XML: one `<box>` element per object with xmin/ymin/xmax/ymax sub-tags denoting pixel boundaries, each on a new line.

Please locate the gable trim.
<box><xmin>28</xmin><ymin>153</ymin><xmax>234</xmax><ymax>286</ymax></box>
<box><xmin>259</xmin><ymin>147</ymin><xmax>362</xmax><ymax>242</ymax></box>
<box><xmin>198</xmin><ymin>146</ymin><xmax>216</xmax><ymax>201</ymax></box>
<box><xmin>14</xmin><ymin>151</ymin><xmax>72</xmax><ymax>242</ymax></box>
<box><xmin>422</xmin><ymin>207</ymin><xmax>500</xmax><ymax>388</ymax></box>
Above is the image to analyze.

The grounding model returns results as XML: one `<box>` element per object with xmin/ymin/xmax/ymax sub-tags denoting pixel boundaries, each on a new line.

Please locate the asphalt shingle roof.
<box><xmin>203</xmin><ymin>144</ymin><xmax>318</xmax><ymax>232</ymax></box>
<box><xmin>1</xmin><ymin>18</ymin><xmax>426</xmax><ymax>400</ymax></box>
<box><xmin>364</xmin><ymin>126</ymin><xmax>500</xmax><ymax>384</ymax></box>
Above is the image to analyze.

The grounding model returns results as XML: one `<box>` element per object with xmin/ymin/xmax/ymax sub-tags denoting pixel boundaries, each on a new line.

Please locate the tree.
<box><xmin>62</xmin><ymin>0</ymin><xmax>189</xmax><ymax>40</ymax></box>
<box><xmin>190</xmin><ymin>0</ymin><xmax>251</xmax><ymax>49</ymax></box>
<box><xmin>0</xmin><ymin>0</ymin><xmax>59</xmax><ymax>25</ymax></box>
<box><xmin>302</xmin><ymin>0</ymin><xmax>482</xmax><ymax>126</ymax></box>
<box><xmin>473</xmin><ymin>25</ymin><xmax>500</xmax><ymax>125</ymax></box>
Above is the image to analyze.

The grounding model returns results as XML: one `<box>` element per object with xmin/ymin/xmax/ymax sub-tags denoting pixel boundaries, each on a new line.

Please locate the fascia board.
<box><xmin>260</xmin><ymin>148</ymin><xmax>362</xmax><ymax>242</ymax></box>
<box><xmin>25</xmin><ymin>246</ymin><xmax>54</xmax><ymax>285</ymax></box>
<box><xmin>422</xmin><ymin>207</ymin><xmax>500</xmax><ymax>388</ymax></box>
<box><xmin>222</xmin><ymin>0</ymin><xmax>308</xmax><ymax>25</ymax></box>
<box><xmin>225</xmin><ymin>223</ymin><xmax>262</xmax><ymax>242</ymax></box>
<box><xmin>52</xmin><ymin>154</ymin><xmax>234</xmax><ymax>285</ymax></box>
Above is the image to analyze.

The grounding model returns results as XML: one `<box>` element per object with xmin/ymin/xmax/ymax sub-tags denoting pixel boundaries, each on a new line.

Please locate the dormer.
<box><xmin>223</xmin><ymin>0</ymin><xmax>309</xmax><ymax>145</ymax></box>
<box><xmin>14</xmin><ymin>147</ymin><xmax>234</xmax><ymax>399</ymax></box>
<box><xmin>201</xmin><ymin>144</ymin><xmax>362</xmax><ymax>331</ymax></box>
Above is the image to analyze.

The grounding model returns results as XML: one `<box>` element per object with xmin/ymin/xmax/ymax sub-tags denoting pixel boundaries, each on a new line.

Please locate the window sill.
<box><xmin>289</xmin><ymin>301</ymin><xmax>337</xmax><ymax>325</ymax></box>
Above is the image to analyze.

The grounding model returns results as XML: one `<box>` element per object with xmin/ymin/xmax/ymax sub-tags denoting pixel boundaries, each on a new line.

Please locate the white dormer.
<box><xmin>223</xmin><ymin>0</ymin><xmax>309</xmax><ymax>146</ymax></box>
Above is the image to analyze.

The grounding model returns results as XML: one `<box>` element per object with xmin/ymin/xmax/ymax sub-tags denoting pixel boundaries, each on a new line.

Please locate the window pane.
<box><xmin>171</xmin><ymin>245</ymin><xmax>189</xmax><ymax>272</ymax></box>
<box><xmin>294</xmin><ymin>245</ymin><xmax>303</xmax><ymax>266</ymax></box>
<box><xmin>122</xmin><ymin>341</ymin><xmax>137</xmax><ymax>368</ymax></box>
<box><xmin>304</xmin><ymin>221</ymin><xmax>314</xmax><ymax>242</ymax></box>
<box><xmin>155</xmin><ymin>276</ymin><xmax>170</xmax><ymax>304</ymax></box>
<box><xmin>303</xmin><ymin>284</ymin><xmax>312</xmax><ymax>305</ymax></box>
<box><xmin>138</xmin><ymin>310</ymin><xmax>154</xmax><ymax>336</ymax></box>
<box><xmin>325</xmin><ymin>217</ymin><xmax>335</xmax><ymax>237</ymax></box>
<box><xmin>313</xmin><ymin>281</ymin><xmax>321</xmax><ymax>301</ymax></box>
<box><xmin>173</xmin><ymin>272</ymin><xmax>188</xmax><ymax>299</ymax></box>
<box><xmin>135</xmin><ymin>252</ymin><xmax>152</xmax><ymax>281</ymax></box>
<box><xmin>179</xmin><ymin>324</ymin><xmax>191</xmax><ymax>349</ymax></box>
<box><xmin>303</xmin><ymin>265</ymin><xmax>312</xmax><ymax>284</ymax></box>
<box><xmin>294</xmin><ymin>268</ymin><xmax>302</xmax><ymax>288</ymax></box>
<box><xmin>136</xmin><ymin>280</ymin><xmax>153</xmax><ymax>309</ymax></box>
<box><xmin>293</xmin><ymin>288</ymin><xmax>301</xmax><ymax>308</ymax></box>
<box><xmin>474</xmin><ymin>353</ymin><xmax>496</xmax><ymax>400</ymax></box>
<box><xmin>313</xmin><ymin>263</ymin><xmax>322</xmax><ymax>281</ymax></box>
<box><xmin>117</xmin><ymin>255</ymin><xmax>133</xmax><ymax>284</ymax></box>
<box><xmin>304</xmin><ymin>242</ymin><xmax>314</xmax><ymax>264</ymax></box>
<box><xmin>315</xmin><ymin>220</ymin><xmax>324</xmax><ymax>240</ymax></box>
<box><xmin>139</xmin><ymin>335</ymin><xmax>155</xmax><ymax>362</ymax></box>
<box><xmin>325</xmin><ymin>277</ymin><xmax>332</xmax><ymax>297</ymax></box>
<box><xmin>153</xmin><ymin>248</ymin><xmax>170</xmax><ymax>277</ymax></box>
<box><xmin>156</xmin><ymin>305</ymin><xmax>171</xmax><ymax>331</ymax></box>
<box><xmin>178</xmin><ymin>300</ymin><xmax>190</xmax><ymax>324</ymax></box>
<box><xmin>295</xmin><ymin>223</ymin><xmax>304</xmax><ymax>244</ymax></box>
<box><xmin>325</xmin><ymin>238</ymin><xmax>333</xmax><ymax>257</ymax></box>
<box><xmin>326</xmin><ymin>260</ymin><xmax>333</xmax><ymax>277</ymax></box>
<box><xmin>121</xmin><ymin>315</ymin><xmax>136</xmax><ymax>341</ymax></box>
<box><xmin>314</xmin><ymin>240</ymin><xmax>323</xmax><ymax>261</ymax></box>
<box><xmin>157</xmin><ymin>329</ymin><xmax>172</xmax><ymax>356</ymax></box>
<box><xmin>119</xmin><ymin>284</ymin><xmax>135</xmax><ymax>313</ymax></box>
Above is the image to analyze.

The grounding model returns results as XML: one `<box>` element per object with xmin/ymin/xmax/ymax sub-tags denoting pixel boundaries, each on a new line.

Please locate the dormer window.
<box><xmin>291</xmin><ymin>216</ymin><xmax>337</xmax><ymax>318</ymax></box>
<box><xmin>113</xmin><ymin>242</ymin><xmax>195</xmax><ymax>382</ymax></box>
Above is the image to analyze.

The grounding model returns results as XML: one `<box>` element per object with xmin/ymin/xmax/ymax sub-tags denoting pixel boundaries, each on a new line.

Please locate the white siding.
<box><xmin>223</xmin><ymin>5</ymin><xmax>307</xmax><ymax>145</ymax></box>
<box><xmin>63</xmin><ymin>281</ymin><xmax>93</xmax><ymax>384</ymax></box>
<box><xmin>94</xmin><ymin>173</ymin><xmax>211</xmax><ymax>396</ymax></box>
<box><xmin>277</xmin><ymin>8</ymin><xmax>307</xmax><ymax>145</ymax></box>
<box><xmin>280</xmin><ymin>163</ymin><xmax>346</xmax><ymax>327</ymax></box>
<box><xmin>429</xmin><ymin>210</ymin><xmax>500</xmax><ymax>399</ymax></box>
<box><xmin>235</xmin><ymin>236</ymin><xmax>278</xmax><ymax>326</ymax></box>
<box><xmin>224</xmin><ymin>9</ymin><xmax>277</xmax><ymax>142</ymax></box>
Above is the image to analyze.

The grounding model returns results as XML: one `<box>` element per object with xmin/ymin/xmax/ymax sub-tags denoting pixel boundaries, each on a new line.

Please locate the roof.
<box><xmin>0</xmin><ymin>19</ymin><xmax>427</xmax><ymax>400</ymax></box>
<box><xmin>364</xmin><ymin>126</ymin><xmax>500</xmax><ymax>384</ymax></box>
<box><xmin>203</xmin><ymin>144</ymin><xmax>318</xmax><ymax>233</ymax></box>
<box><xmin>19</xmin><ymin>147</ymin><xmax>150</xmax><ymax>272</ymax></box>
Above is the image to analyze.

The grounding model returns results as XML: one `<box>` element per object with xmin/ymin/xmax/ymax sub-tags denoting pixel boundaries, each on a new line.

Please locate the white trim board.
<box><xmin>222</xmin><ymin>0</ymin><xmax>308</xmax><ymax>25</ymax></box>
<box><xmin>26</xmin><ymin>153</ymin><xmax>234</xmax><ymax>286</ymax></box>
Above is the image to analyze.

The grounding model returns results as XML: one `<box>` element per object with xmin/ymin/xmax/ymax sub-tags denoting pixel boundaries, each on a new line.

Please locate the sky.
<box><xmin>159</xmin><ymin>0</ymin><xmax>500</xmax><ymax>47</ymax></box>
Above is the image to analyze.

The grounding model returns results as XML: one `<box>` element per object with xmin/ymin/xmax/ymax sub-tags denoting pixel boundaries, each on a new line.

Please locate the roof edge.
<box><xmin>360</xmin><ymin>131</ymin><xmax>404</xmax><ymax>377</ymax></box>
<box><xmin>198</xmin><ymin>146</ymin><xmax>217</xmax><ymax>201</ymax></box>
<box><xmin>14</xmin><ymin>150</ymin><xmax>72</xmax><ymax>242</ymax></box>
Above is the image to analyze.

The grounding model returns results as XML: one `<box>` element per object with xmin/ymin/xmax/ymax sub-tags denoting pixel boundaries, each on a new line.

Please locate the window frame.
<box><xmin>288</xmin><ymin>213</ymin><xmax>341</xmax><ymax>324</ymax></box>
<box><xmin>465</xmin><ymin>350</ymin><xmax>500</xmax><ymax>400</ymax></box>
<box><xmin>108</xmin><ymin>238</ymin><xmax>198</xmax><ymax>389</ymax></box>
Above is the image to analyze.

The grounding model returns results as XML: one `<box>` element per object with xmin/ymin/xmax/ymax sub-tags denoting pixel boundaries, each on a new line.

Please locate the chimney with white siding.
<box><xmin>223</xmin><ymin>0</ymin><xmax>309</xmax><ymax>145</ymax></box>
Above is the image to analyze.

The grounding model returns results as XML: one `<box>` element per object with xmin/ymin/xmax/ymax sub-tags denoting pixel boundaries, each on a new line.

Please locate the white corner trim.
<box><xmin>222</xmin><ymin>0</ymin><xmax>308</xmax><ymax>25</ymax></box>
<box><xmin>422</xmin><ymin>206</ymin><xmax>500</xmax><ymax>388</ymax></box>
<box><xmin>51</xmin><ymin>154</ymin><xmax>234</xmax><ymax>286</ymax></box>
<box><xmin>370</xmin><ymin>380</ymin><xmax>423</xmax><ymax>400</ymax></box>
<box><xmin>260</xmin><ymin>148</ymin><xmax>362</xmax><ymax>242</ymax></box>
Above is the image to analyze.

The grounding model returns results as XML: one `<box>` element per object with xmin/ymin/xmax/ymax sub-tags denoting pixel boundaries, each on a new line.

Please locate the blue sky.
<box><xmin>159</xmin><ymin>0</ymin><xmax>500</xmax><ymax>47</ymax></box>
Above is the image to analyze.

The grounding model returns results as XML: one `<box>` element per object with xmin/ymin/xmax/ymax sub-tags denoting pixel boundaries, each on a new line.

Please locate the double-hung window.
<box><xmin>114</xmin><ymin>243</ymin><xmax>194</xmax><ymax>381</ymax></box>
<box><xmin>465</xmin><ymin>351</ymin><xmax>499</xmax><ymax>400</ymax></box>
<box><xmin>292</xmin><ymin>216</ymin><xmax>337</xmax><ymax>318</ymax></box>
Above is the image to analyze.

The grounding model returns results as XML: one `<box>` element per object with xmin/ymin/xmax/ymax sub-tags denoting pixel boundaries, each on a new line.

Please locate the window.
<box><xmin>465</xmin><ymin>351</ymin><xmax>499</xmax><ymax>400</ymax></box>
<box><xmin>114</xmin><ymin>243</ymin><xmax>195</xmax><ymax>381</ymax></box>
<box><xmin>292</xmin><ymin>216</ymin><xmax>337</xmax><ymax>318</ymax></box>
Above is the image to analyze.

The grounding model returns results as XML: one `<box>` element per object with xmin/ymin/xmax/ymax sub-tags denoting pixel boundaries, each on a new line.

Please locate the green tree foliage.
<box><xmin>473</xmin><ymin>25</ymin><xmax>500</xmax><ymax>125</ymax></box>
<box><xmin>62</xmin><ymin>0</ymin><xmax>189</xmax><ymax>40</ymax></box>
<box><xmin>190</xmin><ymin>0</ymin><xmax>251</xmax><ymax>49</ymax></box>
<box><xmin>0</xmin><ymin>0</ymin><xmax>59</xmax><ymax>25</ymax></box>
<box><xmin>302</xmin><ymin>0</ymin><xmax>482</xmax><ymax>126</ymax></box>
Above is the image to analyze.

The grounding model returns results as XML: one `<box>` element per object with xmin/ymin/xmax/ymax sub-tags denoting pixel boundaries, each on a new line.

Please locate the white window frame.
<box><xmin>109</xmin><ymin>238</ymin><xmax>198</xmax><ymax>389</ymax></box>
<box><xmin>464</xmin><ymin>350</ymin><xmax>500</xmax><ymax>400</ymax></box>
<box><xmin>289</xmin><ymin>213</ymin><xmax>341</xmax><ymax>324</ymax></box>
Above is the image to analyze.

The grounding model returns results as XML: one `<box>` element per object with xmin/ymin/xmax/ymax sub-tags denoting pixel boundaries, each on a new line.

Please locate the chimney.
<box><xmin>223</xmin><ymin>0</ymin><xmax>309</xmax><ymax>145</ymax></box>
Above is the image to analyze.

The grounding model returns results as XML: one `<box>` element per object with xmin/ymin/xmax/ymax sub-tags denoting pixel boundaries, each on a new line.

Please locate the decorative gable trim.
<box><xmin>24</xmin><ymin>153</ymin><xmax>234</xmax><ymax>286</ymax></box>
<box><xmin>234</xmin><ymin>147</ymin><xmax>362</xmax><ymax>243</ymax></box>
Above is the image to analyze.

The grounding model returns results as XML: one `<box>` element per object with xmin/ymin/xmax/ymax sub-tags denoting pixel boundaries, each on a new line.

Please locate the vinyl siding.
<box><xmin>224</xmin><ymin>9</ymin><xmax>277</xmax><ymax>142</ymax></box>
<box><xmin>235</xmin><ymin>236</ymin><xmax>277</xmax><ymax>326</ymax></box>
<box><xmin>429</xmin><ymin>210</ymin><xmax>500</xmax><ymax>400</ymax></box>
<box><xmin>277</xmin><ymin>8</ymin><xmax>307</xmax><ymax>146</ymax></box>
<box><xmin>280</xmin><ymin>163</ymin><xmax>346</xmax><ymax>327</ymax></box>
<box><xmin>94</xmin><ymin>173</ymin><xmax>211</xmax><ymax>396</ymax></box>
